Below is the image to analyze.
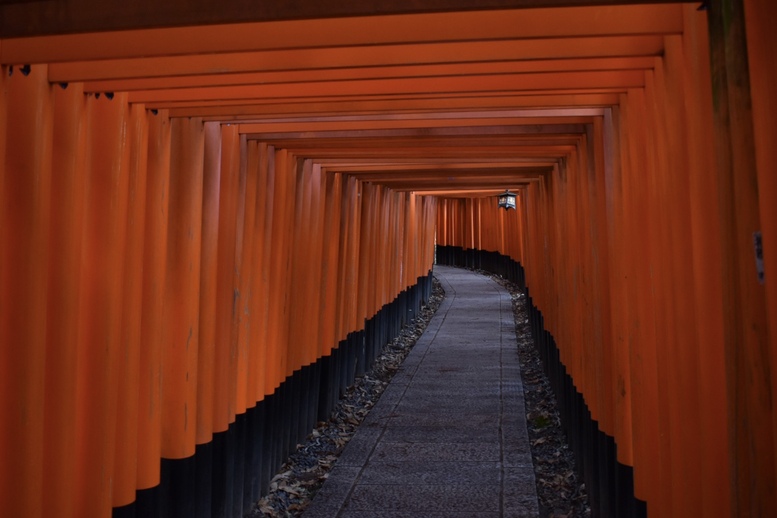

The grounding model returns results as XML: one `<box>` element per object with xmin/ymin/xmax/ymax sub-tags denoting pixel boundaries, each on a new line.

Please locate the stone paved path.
<box><xmin>304</xmin><ymin>265</ymin><xmax>539</xmax><ymax>517</ymax></box>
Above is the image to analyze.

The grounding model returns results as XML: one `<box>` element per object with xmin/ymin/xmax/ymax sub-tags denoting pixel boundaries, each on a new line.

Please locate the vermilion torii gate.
<box><xmin>1</xmin><ymin>1</ymin><xmax>775</xmax><ymax>517</ymax></box>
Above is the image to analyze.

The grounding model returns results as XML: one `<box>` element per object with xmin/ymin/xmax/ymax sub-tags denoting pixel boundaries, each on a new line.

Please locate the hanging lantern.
<box><xmin>497</xmin><ymin>189</ymin><xmax>517</xmax><ymax>211</ymax></box>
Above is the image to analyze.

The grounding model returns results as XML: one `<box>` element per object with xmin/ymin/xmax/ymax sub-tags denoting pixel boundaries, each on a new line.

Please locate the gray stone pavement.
<box><xmin>304</xmin><ymin>265</ymin><xmax>539</xmax><ymax>518</ymax></box>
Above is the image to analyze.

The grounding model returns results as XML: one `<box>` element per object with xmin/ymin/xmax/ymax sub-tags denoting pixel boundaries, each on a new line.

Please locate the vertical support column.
<box><xmin>318</xmin><ymin>172</ymin><xmax>343</xmax><ymax>357</ymax></box>
<box><xmin>661</xmin><ymin>36</ymin><xmax>708</xmax><ymax>516</ymax></box>
<box><xmin>233</xmin><ymin>135</ymin><xmax>250</xmax><ymax>417</ymax></box>
<box><xmin>742</xmin><ymin>0</ymin><xmax>777</xmax><ymax>485</ymax></box>
<box><xmin>307</xmin><ymin>164</ymin><xmax>327</xmax><ymax>362</ymax></box>
<box><xmin>0</xmin><ymin>64</ymin><xmax>52</xmax><ymax>518</ymax></box>
<box><xmin>603</xmin><ymin>106</ymin><xmax>637</xmax><ymax>514</ymax></box>
<box><xmin>287</xmin><ymin>159</ymin><xmax>314</xmax><ymax>374</ymax></box>
<box><xmin>680</xmin><ymin>7</ymin><xmax>731</xmax><ymax>516</ymax></box>
<box><xmin>213</xmin><ymin>124</ymin><xmax>241</xmax><ymax>433</ymax></box>
<box><xmin>137</xmin><ymin>109</ymin><xmax>171</xmax><ymax>496</ymax></box>
<box><xmin>264</xmin><ymin>149</ymin><xmax>295</xmax><ymax>393</ymax></box>
<box><xmin>211</xmin><ymin>123</ymin><xmax>241</xmax><ymax>518</ymax></box>
<box><xmin>194</xmin><ymin>120</ymin><xmax>221</xmax><ymax>518</ymax></box>
<box><xmin>75</xmin><ymin>91</ymin><xmax>130</xmax><ymax>518</ymax></box>
<box><xmin>356</xmin><ymin>184</ymin><xmax>372</xmax><ymax>329</ymax></box>
<box><xmin>590</xmin><ymin>119</ymin><xmax>616</xmax><ymax>479</ymax></box>
<box><xmin>707</xmin><ymin>1</ymin><xmax>775</xmax><ymax>515</ymax></box>
<box><xmin>620</xmin><ymin>89</ymin><xmax>662</xmax><ymax>516</ymax></box>
<box><xmin>160</xmin><ymin>116</ymin><xmax>204</xmax><ymax>517</ymax></box>
<box><xmin>339</xmin><ymin>177</ymin><xmax>362</xmax><ymax>340</ymax></box>
<box><xmin>42</xmin><ymin>81</ymin><xmax>86</xmax><ymax>518</ymax></box>
<box><xmin>113</xmin><ymin>103</ymin><xmax>150</xmax><ymax>509</ymax></box>
<box><xmin>197</xmin><ymin>121</ymin><xmax>222</xmax><ymax>449</ymax></box>
<box><xmin>163</xmin><ymin>117</ymin><xmax>204</xmax><ymax>461</ymax></box>
<box><xmin>241</xmin><ymin>140</ymin><xmax>261</xmax><ymax>412</ymax></box>
<box><xmin>251</xmin><ymin>143</ymin><xmax>273</xmax><ymax>403</ymax></box>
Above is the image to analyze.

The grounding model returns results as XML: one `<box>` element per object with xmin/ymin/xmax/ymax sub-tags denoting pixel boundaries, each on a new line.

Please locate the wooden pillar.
<box><xmin>232</xmin><ymin>135</ymin><xmax>250</xmax><ymax>415</ymax></box>
<box><xmin>620</xmin><ymin>89</ymin><xmax>662</xmax><ymax>515</ymax></box>
<box><xmin>162</xmin><ymin>116</ymin><xmax>204</xmax><ymax>460</ymax></box>
<box><xmin>112</xmin><ymin>103</ymin><xmax>150</xmax><ymax>508</ymax></box>
<box><xmin>680</xmin><ymin>6</ymin><xmax>731</xmax><ymax>516</ymax></box>
<box><xmin>287</xmin><ymin>159</ymin><xmax>314</xmax><ymax>372</ymax></box>
<box><xmin>264</xmin><ymin>148</ymin><xmax>295</xmax><ymax>392</ymax></box>
<box><xmin>318</xmin><ymin>172</ymin><xmax>343</xmax><ymax>357</ymax></box>
<box><xmin>74</xmin><ymin>91</ymin><xmax>130</xmax><ymax>518</ymax></box>
<box><xmin>307</xmin><ymin>164</ymin><xmax>327</xmax><ymax>362</ymax></box>
<box><xmin>251</xmin><ymin>143</ymin><xmax>273</xmax><ymax>402</ymax></box>
<box><xmin>197</xmin><ymin>121</ymin><xmax>222</xmax><ymax>445</ymax></box>
<box><xmin>213</xmin><ymin>124</ymin><xmax>241</xmax><ymax>429</ymax></box>
<box><xmin>241</xmin><ymin>140</ymin><xmax>262</xmax><ymax>408</ymax></box>
<box><xmin>589</xmin><ymin>120</ymin><xmax>615</xmax><ymax>454</ymax></box>
<box><xmin>41</xmin><ymin>80</ymin><xmax>86</xmax><ymax>518</ymax></box>
<box><xmin>0</xmin><ymin>64</ymin><xmax>53</xmax><ymax>518</ymax></box>
<box><xmin>742</xmin><ymin>0</ymin><xmax>777</xmax><ymax>488</ymax></box>
<box><xmin>707</xmin><ymin>1</ymin><xmax>775</xmax><ymax>515</ymax></box>
<box><xmin>137</xmin><ymin>109</ymin><xmax>171</xmax><ymax>491</ymax></box>
<box><xmin>602</xmin><ymin>106</ymin><xmax>634</xmax><ymax>473</ymax></box>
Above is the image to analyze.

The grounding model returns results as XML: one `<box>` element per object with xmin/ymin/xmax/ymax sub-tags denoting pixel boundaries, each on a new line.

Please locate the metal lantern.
<box><xmin>497</xmin><ymin>189</ymin><xmax>517</xmax><ymax>211</ymax></box>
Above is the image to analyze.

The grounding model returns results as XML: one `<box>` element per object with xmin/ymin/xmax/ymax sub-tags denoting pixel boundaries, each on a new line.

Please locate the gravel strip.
<box><xmin>251</xmin><ymin>270</ymin><xmax>590</xmax><ymax>518</ymax></box>
<box><xmin>490</xmin><ymin>273</ymin><xmax>591</xmax><ymax>518</ymax></box>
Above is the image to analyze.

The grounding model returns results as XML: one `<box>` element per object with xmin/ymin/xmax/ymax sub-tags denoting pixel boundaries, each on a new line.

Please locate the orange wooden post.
<box><xmin>742</xmin><ymin>0</ymin><xmax>777</xmax><ymax>488</ymax></box>
<box><xmin>318</xmin><ymin>171</ymin><xmax>343</xmax><ymax>357</ymax></box>
<box><xmin>250</xmin><ymin>143</ymin><xmax>273</xmax><ymax>402</ymax></box>
<box><xmin>708</xmin><ymin>0</ymin><xmax>775</xmax><ymax>514</ymax></box>
<box><xmin>357</xmin><ymin>184</ymin><xmax>376</xmax><ymax>332</ymax></box>
<box><xmin>287</xmin><ymin>159</ymin><xmax>314</xmax><ymax>372</ymax></box>
<box><xmin>214</xmin><ymin>123</ymin><xmax>241</xmax><ymax>431</ymax></box>
<box><xmin>391</xmin><ymin>192</ymin><xmax>402</xmax><ymax>296</ymax></box>
<box><xmin>380</xmin><ymin>188</ymin><xmax>393</xmax><ymax>307</ymax></box>
<box><xmin>644</xmin><ymin>76</ymin><xmax>675</xmax><ymax>516</ymax></box>
<box><xmin>425</xmin><ymin>197</ymin><xmax>437</xmax><ymax>272</ymax></box>
<box><xmin>620</xmin><ymin>88</ymin><xmax>662</xmax><ymax>516</ymax></box>
<box><xmin>112</xmin><ymin>103</ymin><xmax>150</xmax><ymax>508</ymax></box>
<box><xmin>663</xmin><ymin>35</ymin><xmax>712</xmax><ymax>515</ymax></box>
<box><xmin>589</xmin><ymin>120</ymin><xmax>616</xmax><ymax>457</ymax></box>
<box><xmin>241</xmin><ymin>139</ymin><xmax>261</xmax><ymax>409</ymax></box>
<box><xmin>300</xmin><ymin>160</ymin><xmax>321</xmax><ymax>367</ymax></box>
<box><xmin>264</xmin><ymin>148</ymin><xmax>294</xmax><ymax>392</ymax></box>
<box><xmin>570</xmin><ymin>147</ymin><xmax>583</xmax><ymax>402</ymax></box>
<box><xmin>372</xmin><ymin>187</ymin><xmax>386</xmax><ymax>316</ymax></box>
<box><xmin>306</xmin><ymin>164</ymin><xmax>327</xmax><ymax>363</ymax></box>
<box><xmin>233</xmin><ymin>134</ymin><xmax>251</xmax><ymax>415</ymax></box>
<box><xmin>640</xmin><ymin>68</ymin><xmax>676</xmax><ymax>517</ymax></box>
<box><xmin>278</xmin><ymin>152</ymin><xmax>299</xmax><ymax>382</ymax></box>
<box><xmin>0</xmin><ymin>64</ymin><xmax>53</xmax><ymax>518</ymax></box>
<box><xmin>163</xmin><ymin>116</ymin><xmax>204</xmax><ymax>460</ymax></box>
<box><xmin>42</xmin><ymin>80</ymin><xmax>86</xmax><ymax>518</ymax></box>
<box><xmin>403</xmin><ymin>192</ymin><xmax>412</xmax><ymax>291</ymax></box>
<box><xmin>74</xmin><ymin>91</ymin><xmax>130</xmax><ymax>518</ymax></box>
<box><xmin>334</xmin><ymin>176</ymin><xmax>352</xmax><ymax>341</ymax></box>
<box><xmin>197</xmin><ymin>121</ymin><xmax>222</xmax><ymax>445</ymax></box>
<box><xmin>603</xmin><ymin>106</ymin><xmax>635</xmax><ymax>474</ymax></box>
<box><xmin>137</xmin><ymin>109</ymin><xmax>171</xmax><ymax>491</ymax></box>
<box><xmin>679</xmin><ymin>7</ymin><xmax>731</xmax><ymax>515</ymax></box>
<box><xmin>340</xmin><ymin>177</ymin><xmax>362</xmax><ymax>339</ymax></box>
<box><xmin>404</xmin><ymin>194</ymin><xmax>417</xmax><ymax>289</ymax></box>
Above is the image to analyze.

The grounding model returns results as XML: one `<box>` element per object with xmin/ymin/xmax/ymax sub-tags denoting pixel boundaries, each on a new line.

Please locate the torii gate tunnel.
<box><xmin>1</xmin><ymin>0</ymin><xmax>775</xmax><ymax>517</ymax></box>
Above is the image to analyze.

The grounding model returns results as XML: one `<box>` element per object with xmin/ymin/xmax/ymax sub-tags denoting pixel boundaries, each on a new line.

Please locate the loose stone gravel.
<box><xmin>491</xmin><ymin>273</ymin><xmax>591</xmax><ymax>518</ymax></box>
<box><xmin>251</xmin><ymin>269</ymin><xmax>590</xmax><ymax>518</ymax></box>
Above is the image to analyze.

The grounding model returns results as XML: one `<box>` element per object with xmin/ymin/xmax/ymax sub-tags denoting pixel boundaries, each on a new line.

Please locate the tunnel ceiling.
<box><xmin>1</xmin><ymin>1</ymin><xmax>686</xmax><ymax>199</ymax></box>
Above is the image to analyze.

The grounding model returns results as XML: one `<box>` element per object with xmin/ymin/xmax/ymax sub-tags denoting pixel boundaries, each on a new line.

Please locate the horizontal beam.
<box><xmin>167</xmin><ymin>94</ymin><xmax>622</xmax><ymax>119</ymax></box>
<box><xmin>49</xmin><ymin>39</ymin><xmax>662</xmax><ymax>83</ymax></box>
<box><xmin>2</xmin><ymin>5</ymin><xmax>682</xmax><ymax>63</ymax></box>
<box><xmin>79</xmin><ymin>57</ymin><xmax>656</xmax><ymax>93</ymax></box>
<box><xmin>0</xmin><ymin>1</ymin><xmax>691</xmax><ymax>38</ymax></box>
